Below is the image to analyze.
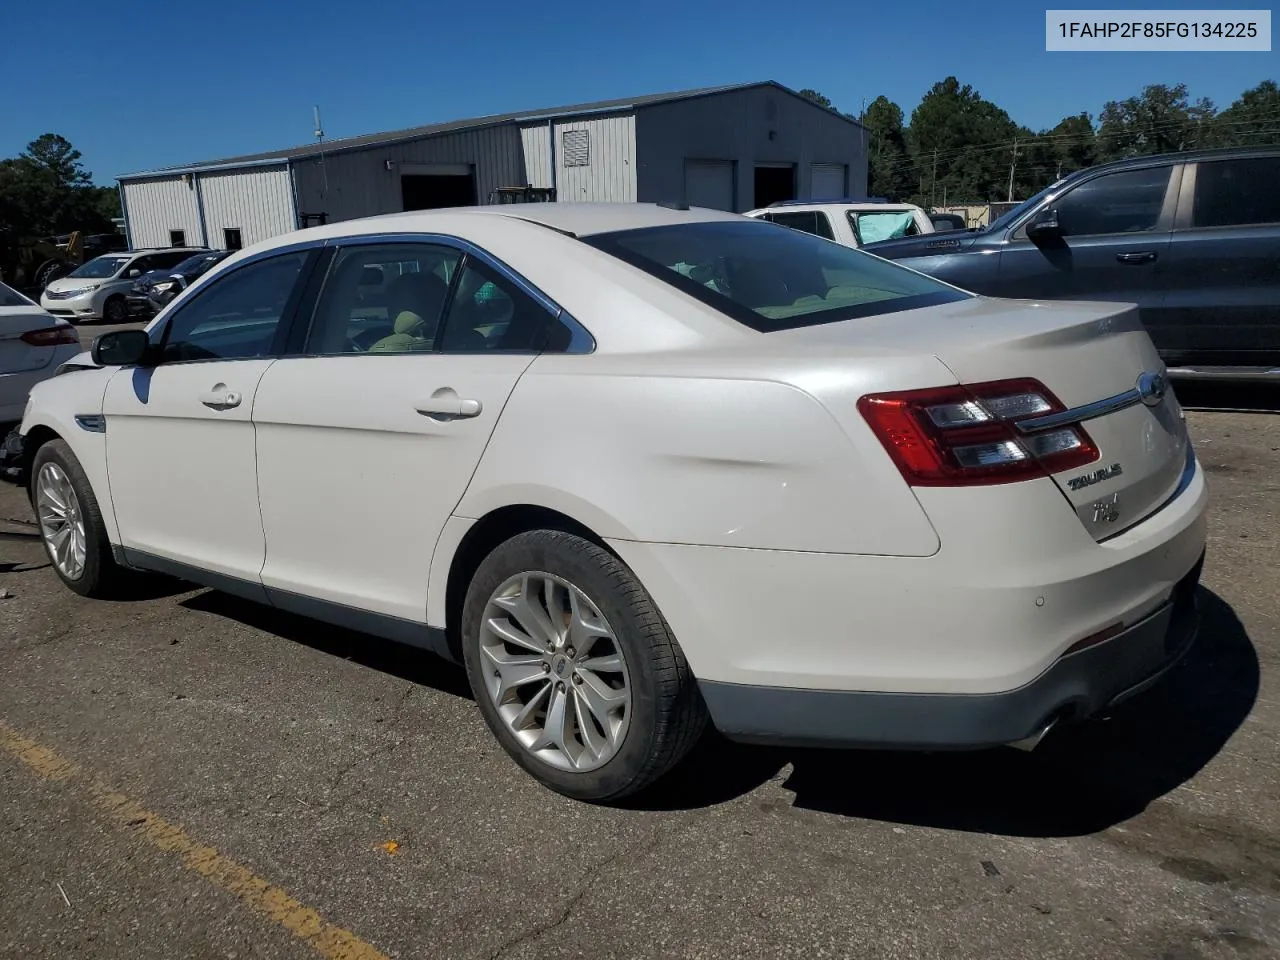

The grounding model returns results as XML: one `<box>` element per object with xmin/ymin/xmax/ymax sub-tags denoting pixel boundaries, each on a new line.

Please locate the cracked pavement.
<box><xmin>1</xmin><ymin>396</ymin><xmax>1278</xmax><ymax>959</ymax></box>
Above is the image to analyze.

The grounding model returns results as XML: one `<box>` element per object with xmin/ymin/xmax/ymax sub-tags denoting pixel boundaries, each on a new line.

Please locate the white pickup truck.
<box><xmin>744</xmin><ymin>200</ymin><xmax>936</xmax><ymax>248</ymax></box>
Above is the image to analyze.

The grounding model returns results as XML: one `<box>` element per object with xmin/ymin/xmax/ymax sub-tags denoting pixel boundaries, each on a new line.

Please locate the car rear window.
<box><xmin>583</xmin><ymin>220</ymin><xmax>968</xmax><ymax>332</ymax></box>
<box><xmin>0</xmin><ymin>281</ymin><xmax>33</xmax><ymax>307</ymax></box>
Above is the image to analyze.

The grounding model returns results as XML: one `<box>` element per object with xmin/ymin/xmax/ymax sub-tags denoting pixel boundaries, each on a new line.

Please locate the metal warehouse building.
<box><xmin>118</xmin><ymin>81</ymin><xmax>867</xmax><ymax>250</ymax></box>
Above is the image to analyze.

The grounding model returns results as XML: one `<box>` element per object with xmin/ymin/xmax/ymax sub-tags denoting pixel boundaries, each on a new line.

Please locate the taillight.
<box><xmin>20</xmin><ymin>326</ymin><xmax>80</xmax><ymax>347</ymax></box>
<box><xmin>858</xmin><ymin>378</ymin><xmax>1098</xmax><ymax>486</ymax></box>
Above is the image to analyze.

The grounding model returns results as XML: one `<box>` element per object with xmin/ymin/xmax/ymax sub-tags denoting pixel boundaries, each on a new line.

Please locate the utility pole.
<box><xmin>931</xmin><ymin>148</ymin><xmax>939</xmax><ymax>208</ymax></box>
<box><xmin>1056</xmin><ymin>159</ymin><xmax>1063</xmax><ymax>180</ymax></box>
<box><xmin>1006</xmin><ymin>137</ymin><xmax>1018</xmax><ymax>203</ymax></box>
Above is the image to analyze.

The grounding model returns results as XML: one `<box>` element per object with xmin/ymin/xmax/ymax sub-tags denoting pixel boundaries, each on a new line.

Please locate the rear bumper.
<box><xmin>699</xmin><ymin>553</ymin><xmax>1202</xmax><ymax>749</ymax></box>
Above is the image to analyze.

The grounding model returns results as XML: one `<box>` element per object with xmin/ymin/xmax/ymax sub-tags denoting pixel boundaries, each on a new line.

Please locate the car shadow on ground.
<box><xmin>180</xmin><ymin>590</ymin><xmax>475</xmax><ymax>701</ymax></box>
<box><xmin>636</xmin><ymin>588</ymin><xmax>1259</xmax><ymax>838</ymax></box>
<box><xmin>183</xmin><ymin>586</ymin><xmax>1256</xmax><ymax>837</ymax></box>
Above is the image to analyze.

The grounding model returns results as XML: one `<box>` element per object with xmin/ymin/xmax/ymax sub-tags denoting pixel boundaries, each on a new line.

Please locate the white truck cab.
<box><xmin>744</xmin><ymin>199</ymin><xmax>936</xmax><ymax>248</ymax></box>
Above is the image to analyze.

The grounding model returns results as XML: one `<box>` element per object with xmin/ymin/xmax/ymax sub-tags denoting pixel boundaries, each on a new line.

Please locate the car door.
<box><xmin>1158</xmin><ymin>154</ymin><xmax>1280</xmax><ymax>367</ymax></box>
<box><xmin>995</xmin><ymin>164</ymin><xmax>1178</xmax><ymax>337</ymax></box>
<box><xmin>251</xmin><ymin>238</ymin><xmax>582</xmax><ymax>641</ymax></box>
<box><xmin>102</xmin><ymin>247</ymin><xmax>315</xmax><ymax>589</ymax></box>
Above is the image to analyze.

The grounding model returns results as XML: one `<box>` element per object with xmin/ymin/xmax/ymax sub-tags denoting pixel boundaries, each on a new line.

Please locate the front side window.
<box><xmin>1192</xmin><ymin>156</ymin><xmax>1280</xmax><ymax>228</ymax></box>
<box><xmin>306</xmin><ymin>243</ymin><xmax>461</xmax><ymax>355</ymax></box>
<box><xmin>159</xmin><ymin>251</ymin><xmax>308</xmax><ymax>363</ymax></box>
<box><xmin>68</xmin><ymin>255</ymin><xmax>131</xmax><ymax>279</ymax></box>
<box><xmin>1049</xmin><ymin>166</ymin><xmax>1172</xmax><ymax>237</ymax></box>
<box><xmin>850</xmin><ymin>210</ymin><xmax>922</xmax><ymax>244</ymax></box>
<box><xmin>584</xmin><ymin>219</ymin><xmax>968</xmax><ymax>333</ymax></box>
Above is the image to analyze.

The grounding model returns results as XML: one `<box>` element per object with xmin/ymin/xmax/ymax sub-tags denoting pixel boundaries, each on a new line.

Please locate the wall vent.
<box><xmin>561</xmin><ymin>130</ymin><xmax>590</xmax><ymax>167</ymax></box>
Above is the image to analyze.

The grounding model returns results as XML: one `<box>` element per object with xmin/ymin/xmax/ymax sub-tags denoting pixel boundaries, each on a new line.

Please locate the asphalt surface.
<box><xmin>1</xmin><ymin>398</ymin><xmax>1278</xmax><ymax>960</ymax></box>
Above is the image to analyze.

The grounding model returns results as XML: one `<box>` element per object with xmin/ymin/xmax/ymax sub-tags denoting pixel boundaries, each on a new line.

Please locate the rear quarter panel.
<box><xmin>455</xmin><ymin>353</ymin><xmax>946</xmax><ymax>557</ymax></box>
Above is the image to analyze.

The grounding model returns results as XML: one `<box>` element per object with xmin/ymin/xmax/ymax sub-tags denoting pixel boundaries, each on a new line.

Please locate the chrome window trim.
<box><xmin>325</xmin><ymin>232</ymin><xmax>596</xmax><ymax>354</ymax></box>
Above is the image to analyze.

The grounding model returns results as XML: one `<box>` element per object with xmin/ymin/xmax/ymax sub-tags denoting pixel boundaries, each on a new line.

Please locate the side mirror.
<box><xmin>128</xmin><ymin>268</ymin><xmax>141</xmax><ymax>278</ymax></box>
<box><xmin>92</xmin><ymin>329</ymin><xmax>150</xmax><ymax>367</ymax></box>
<box><xmin>1026</xmin><ymin>208</ymin><xmax>1061</xmax><ymax>239</ymax></box>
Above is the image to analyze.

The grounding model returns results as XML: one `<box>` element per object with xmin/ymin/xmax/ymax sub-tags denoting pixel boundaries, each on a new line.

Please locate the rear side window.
<box><xmin>584</xmin><ymin>220</ymin><xmax>968</xmax><ymax>333</ymax></box>
<box><xmin>1192</xmin><ymin>157</ymin><xmax>1280</xmax><ymax>228</ymax></box>
<box><xmin>851</xmin><ymin>210</ymin><xmax>922</xmax><ymax>244</ymax></box>
<box><xmin>0</xmin><ymin>281</ymin><xmax>32</xmax><ymax>307</ymax></box>
<box><xmin>765</xmin><ymin>210</ymin><xmax>835</xmax><ymax>241</ymax></box>
<box><xmin>1050</xmin><ymin>166</ymin><xmax>1171</xmax><ymax>236</ymax></box>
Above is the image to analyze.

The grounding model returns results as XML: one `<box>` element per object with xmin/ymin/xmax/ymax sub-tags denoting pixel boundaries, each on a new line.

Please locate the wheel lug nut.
<box><xmin>541</xmin><ymin>662</ymin><xmax>551</xmax><ymax>673</ymax></box>
<box><xmin>566</xmin><ymin>647</ymin><xmax>575</xmax><ymax>657</ymax></box>
<box><xmin>556</xmin><ymin>682</ymin><xmax>566</xmax><ymax>692</ymax></box>
<box><xmin>572</xmin><ymin>673</ymin><xmax>583</xmax><ymax>685</ymax></box>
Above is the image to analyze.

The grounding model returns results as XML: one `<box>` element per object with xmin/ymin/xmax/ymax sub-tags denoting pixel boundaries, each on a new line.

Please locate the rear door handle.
<box><xmin>415</xmin><ymin>396</ymin><xmax>482</xmax><ymax>421</ymax></box>
<box><xmin>1116</xmin><ymin>251</ymin><xmax>1157</xmax><ymax>264</ymax></box>
<box><xmin>199</xmin><ymin>386</ymin><xmax>242</xmax><ymax>409</ymax></box>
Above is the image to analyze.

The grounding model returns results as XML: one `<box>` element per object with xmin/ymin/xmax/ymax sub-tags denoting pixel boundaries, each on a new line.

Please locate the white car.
<box><xmin>0</xmin><ymin>281</ymin><xmax>81</xmax><ymax>422</ymax></box>
<box><xmin>41</xmin><ymin>248</ymin><xmax>205</xmax><ymax>324</ymax></box>
<box><xmin>14</xmin><ymin>204</ymin><xmax>1207</xmax><ymax>802</ymax></box>
<box><xmin>745</xmin><ymin>199</ymin><xmax>936</xmax><ymax>247</ymax></box>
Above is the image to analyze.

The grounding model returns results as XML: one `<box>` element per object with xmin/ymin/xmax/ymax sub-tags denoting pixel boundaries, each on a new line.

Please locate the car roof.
<box><xmin>1063</xmin><ymin>144</ymin><xmax>1280</xmax><ymax>181</ymax></box>
<box><xmin>291</xmin><ymin>203</ymin><xmax>747</xmax><ymax>240</ymax></box>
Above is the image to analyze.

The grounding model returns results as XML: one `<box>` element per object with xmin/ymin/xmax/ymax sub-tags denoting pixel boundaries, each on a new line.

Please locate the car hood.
<box><xmin>45</xmin><ymin>276</ymin><xmax>109</xmax><ymax>293</ymax></box>
<box><xmin>862</xmin><ymin>230</ymin><xmax>984</xmax><ymax>259</ymax></box>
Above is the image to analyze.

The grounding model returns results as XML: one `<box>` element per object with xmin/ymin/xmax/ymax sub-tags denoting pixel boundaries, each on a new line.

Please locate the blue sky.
<box><xmin>0</xmin><ymin>0</ymin><xmax>1273</xmax><ymax>184</ymax></box>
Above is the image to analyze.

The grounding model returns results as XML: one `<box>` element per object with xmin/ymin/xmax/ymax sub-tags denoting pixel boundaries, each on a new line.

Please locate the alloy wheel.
<box><xmin>36</xmin><ymin>462</ymin><xmax>87</xmax><ymax>580</ymax></box>
<box><xmin>479</xmin><ymin>571</ymin><xmax>632</xmax><ymax>772</ymax></box>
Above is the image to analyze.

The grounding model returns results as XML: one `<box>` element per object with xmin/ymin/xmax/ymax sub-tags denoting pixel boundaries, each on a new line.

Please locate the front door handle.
<box><xmin>199</xmin><ymin>385</ymin><xmax>242</xmax><ymax>409</ymax></box>
<box><xmin>1116</xmin><ymin>251</ymin><xmax>1157</xmax><ymax>264</ymax></box>
<box><xmin>415</xmin><ymin>395</ymin><xmax>482</xmax><ymax>421</ymax></box>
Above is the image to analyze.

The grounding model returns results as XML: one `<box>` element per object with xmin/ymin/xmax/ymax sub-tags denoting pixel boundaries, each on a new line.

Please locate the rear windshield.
<box><xmin>584</xmin><ymin>220</ymin><xmax>968</xmax><ymax>332</ymax></box>
<box><xmin>0</xmin><ymin>281</ymin><xmax>33</xmax><ymax>307</ymax></box>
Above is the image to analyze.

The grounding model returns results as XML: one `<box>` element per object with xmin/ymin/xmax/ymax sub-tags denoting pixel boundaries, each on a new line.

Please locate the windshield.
<box><xmin>173</xmin><ymin>253</ymin><xmax>224</xmax><ymax>276</ymax></box>
<box><xmin>584</xmin><ymin>219</ymin><xmax>969</xmax><ymax>333</ymax></box>
<box><xmin>68</xmin><ymin>255</ymin><xmax>131</xmax><ymax>279</ymax></box>
<box><xmin>0</xmin><ymin>281</ymin><xmax>33</xmax><ymax>307</ymax></box>
<box><xmin>984</xmin><ymin>180</ymin><xmax>1065</xmax><ymax>234</ymax></box>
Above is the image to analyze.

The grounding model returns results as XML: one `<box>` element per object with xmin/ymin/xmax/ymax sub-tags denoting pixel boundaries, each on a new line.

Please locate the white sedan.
<box><xmin>14</xmin><ymin>204</ymin><xmax>1207</xmax><ymax>801</ymax></box>
<box><xmin>0</xmin><ymin>281</ymin><xmax>81</xmax><ymax>422</ymax></box>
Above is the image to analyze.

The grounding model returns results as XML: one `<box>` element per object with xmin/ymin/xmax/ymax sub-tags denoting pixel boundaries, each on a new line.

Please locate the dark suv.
<box><xmin>865</xmin><ymin>147</ymin><xmax>1280</xmax><ymax>377</ymax></box>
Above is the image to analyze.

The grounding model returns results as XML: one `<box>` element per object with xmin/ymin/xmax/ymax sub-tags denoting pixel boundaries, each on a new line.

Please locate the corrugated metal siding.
<box><xmin>551</xmin><ymin>114</ymin><xmax>636</xmax><ymax>202</ymax></box>
<box><xmin>120</xmin><ymin>177</ymin><xmax>202</xmax><ymax>248</ymax></box>
<box><xmin>198</xmin><ymin>166</ymin><xmax>295</xmax><ymax>248</ymax></box>
<box><xmin>520</xmin><ymin>124</ymin><xmax>551</xmax><ymax>188</ymax></box>
<box><xmin>292</xmin><ymin>125</ymin><xmax>528</xmax><ymax>224</ymax></box>
<box><xmin>635</xmin><ymin>88</ymin><xmax>867</xmax><ymax>211</ymax></box>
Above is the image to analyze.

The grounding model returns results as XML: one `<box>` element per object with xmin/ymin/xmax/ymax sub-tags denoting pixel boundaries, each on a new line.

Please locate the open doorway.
<box><xmin>401</xmin><ymin>170</ymin><xmax>476</xmax><ymax>211</ymax></box>
<box><xmin>754</xmin><ymin>164</ymin><xmax>796</xmax><ymax>208</ymax></box>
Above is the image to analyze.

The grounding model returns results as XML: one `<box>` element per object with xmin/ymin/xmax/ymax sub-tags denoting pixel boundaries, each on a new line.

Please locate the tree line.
<box><xmin>799</xmin><ymin>79</ymin><xmax>1280</xmax><ymax>207</ymax></box>
<box><xmin>0</xmin><ymin>134</ymin><xmax>122</xmax><ymax>241</ymax></box>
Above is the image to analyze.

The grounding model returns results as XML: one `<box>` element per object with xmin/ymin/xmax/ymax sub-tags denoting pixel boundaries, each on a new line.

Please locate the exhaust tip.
<box><xmin>1008</xmin><ymin>717</ymin><xmax>1058</xmax><ymax>753</ymax></box>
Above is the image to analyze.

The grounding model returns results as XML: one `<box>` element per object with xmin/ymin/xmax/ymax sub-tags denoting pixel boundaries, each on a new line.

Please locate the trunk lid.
<box><xmin>777</xmin><ymin>296</ymin><xmax>1191</xmax><ymax>540</ymax></box>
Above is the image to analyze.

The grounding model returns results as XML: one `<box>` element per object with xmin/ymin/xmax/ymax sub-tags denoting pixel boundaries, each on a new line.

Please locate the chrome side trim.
<box><xmin>74</xmin><ymin>414</ymin><xmax>105</xmax><ymax>433</ymax></box>
<box><xmin>1014</xmin><ymin>387</ymin><xmax>1143</xmax><ymax>433</ymax></box>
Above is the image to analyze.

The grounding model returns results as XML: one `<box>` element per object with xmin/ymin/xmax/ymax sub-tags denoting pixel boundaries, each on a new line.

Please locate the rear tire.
<box><xmin>30</xmin><ymin>440</ymin><xmax>134</xmax><ymax>599</ymax></box>
<box><xmin>461</xmin><ymin>529</ymin><xmax>707</xmax><ymax>802</ymax></box>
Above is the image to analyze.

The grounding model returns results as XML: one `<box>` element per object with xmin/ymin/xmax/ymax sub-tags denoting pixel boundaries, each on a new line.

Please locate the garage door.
<box><xmin>811</xmin><ymin>164</ymin><xmax>846</xmax><ymax>200</ymax></box>
<box><xmin>684</xmin><ymin>160</ymin><xmax>735</xmax><ymax>211</ymax></box>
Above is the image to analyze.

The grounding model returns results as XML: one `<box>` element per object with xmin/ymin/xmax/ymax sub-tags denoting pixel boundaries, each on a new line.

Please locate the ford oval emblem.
<box><xmin>1136</xmin><ymin>371</ymin><xmax>1168</xmax><ymax>407</ymax></box>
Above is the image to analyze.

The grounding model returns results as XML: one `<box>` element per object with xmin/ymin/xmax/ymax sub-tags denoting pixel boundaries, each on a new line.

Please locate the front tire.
<box><xmin>30</xmin><ymin>440</ymin><xmax>133</xmax><ymax>598</ymax></box>
<box><xmin>102</xmin><ymin>295</ymin><xmax>127</xmax><ymax>324</ymax></box>
<box><xmin>462</xmin><ymin>530</ymin><xmax>707</xmax><ymax>802</ymax></box>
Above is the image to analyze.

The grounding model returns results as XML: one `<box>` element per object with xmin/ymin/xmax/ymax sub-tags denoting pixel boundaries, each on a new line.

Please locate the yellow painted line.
<box><xmin>0</xmin><ymin>721</ymin><xmax>390</xmax><ymax>960</ymax></box>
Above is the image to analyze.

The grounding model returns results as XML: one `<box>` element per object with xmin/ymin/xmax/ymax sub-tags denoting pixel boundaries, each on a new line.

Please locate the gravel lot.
<box><xmin>1</xmin><ymin>396</ymin><xmax>1277</xmax><ymax>960</ymax></box>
